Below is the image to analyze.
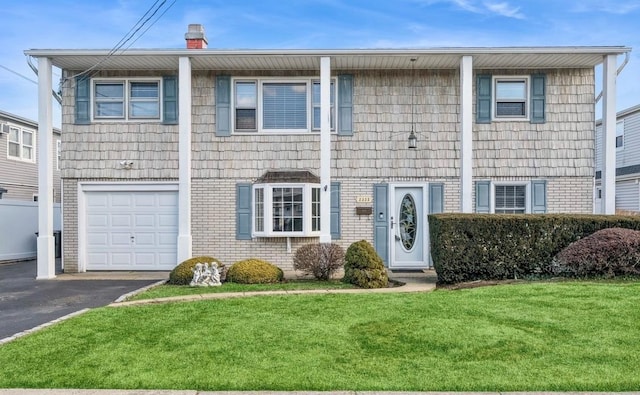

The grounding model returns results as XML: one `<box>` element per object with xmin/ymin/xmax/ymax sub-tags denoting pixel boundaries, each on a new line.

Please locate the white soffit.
<box><xmin>25</xmin><ymin>47</ymin><xmax>631</xmax><ymax>71</ymax></box>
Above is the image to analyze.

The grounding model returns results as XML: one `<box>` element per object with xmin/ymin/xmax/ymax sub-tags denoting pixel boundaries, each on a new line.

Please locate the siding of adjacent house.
<box><xmin>59</xmin><ymin>67</ymin><xmax>596</xmax><ymax>270</ymax></box>
<box><xmin>595</xmin><ymin>105</ymin><xmax>640</xmax><ymax>213</ymax></box>
<box><xmin>0</xmin><ymin>114</ymin><xmax>62</xmax><ymax>203</ymax></box>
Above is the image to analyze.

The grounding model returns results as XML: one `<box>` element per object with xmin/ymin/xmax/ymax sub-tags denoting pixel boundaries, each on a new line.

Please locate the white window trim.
<box><xmin>232</xmin><ymin>77</ymin><xmax>337</xmax><ymax>135</ymax></box>
<box><xmin>616</xmin><ymin>120</ymin><xmax>624</xmax><ymax>150</ymax></box>
<box><xmin>492</xmin><ymin>76</ymin><xmax>530</xmax><ymax>122</ymax></box>
<box><xmin>91</xmin><ymin>77</ymin><xmax>162</xmax><ymax>122</ymax></box>
<box><xmin>7</xmin><ymin>124</ymin><xmax>36</xmax><ymax>163</ymax></box>
<box><xmin>252</xmin><ymin>183</ymin><xmax>321</xmax><ymax>237</ymax></box>
<box><xmin>490</xmin><ymin>181</ymin><xmax>531</xmax><ymax>214</ymax></box>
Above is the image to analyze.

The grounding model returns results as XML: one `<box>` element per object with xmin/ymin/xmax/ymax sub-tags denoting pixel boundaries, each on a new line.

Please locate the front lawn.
<box><xmin>129</xmin><ymin>279</ymin><xmax>355</xmax><ymax>301</ymax></box>
<box><xmin>1</xmin><ymin>282</ymin><xmax>639</xmax><ymax>391</ymax></box>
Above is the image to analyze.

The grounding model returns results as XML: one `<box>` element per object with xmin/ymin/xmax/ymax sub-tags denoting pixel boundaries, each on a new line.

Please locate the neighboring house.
<box><xmin>26</xmin><ymin>25</ymin><xmax>630</xmax><ymax>275</ymax></box>
<box><xmin>0</xmin><ymin>110</ymin><xmax>62</xmax><ymax>262</ymax></box>
<box><xmin>595</xmin><ymin>104</ymin><xmax>640</xmax><ymax>213</ymax></box>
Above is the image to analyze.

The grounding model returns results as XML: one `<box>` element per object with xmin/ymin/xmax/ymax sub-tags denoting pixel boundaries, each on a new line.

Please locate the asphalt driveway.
<box><xmin>0</xmin><ymin>259</ymin><xmax>162</xmax><ymax>340</ymax></box>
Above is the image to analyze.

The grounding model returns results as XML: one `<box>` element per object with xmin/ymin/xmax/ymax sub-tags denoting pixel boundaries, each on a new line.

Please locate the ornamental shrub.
<box><xmin>227</xmin><ymin>258</ymin><xmax>284</xmax><ymax>284</ymax></box>
<box><xmin>343</xmin><ymin>240</ymin><xmax>388</xmax><ymax>288</ymax></box>
<box><xmin>552</xmin><ymin>227</ymin><xmax>640</xmax><ymax>278</ymax></box>
<box><xmin>293</xmin><ymin>243</ymin><xmax>345</xmax><ymax>280</ymax></box>
<box><xmin>169</xmin><ymin>256</ymin><xmax>226</xmax><ymax>285</ymax></box>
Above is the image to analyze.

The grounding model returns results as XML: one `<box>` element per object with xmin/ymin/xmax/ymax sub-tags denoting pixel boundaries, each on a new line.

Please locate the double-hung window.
<box><xmin>494</xmin><ymin>77</ymin><xmax>529</xmax><ymax>119</ymax></box>
<box><xmin>7</xmin><ymin>126</ymin><xmax>35</xmax><ymax>162</ymax></box>
<box><xmin>494</xmin><ymin>184</ymin><xmax>527</xmax><ymax>214</ymax></box>
<box><xmin>253</xmin><ymin>183</ymin><xmax>321</xmax><ymax>237</ymax></box>
<box><xmin>233</xmin><ymin>78</ymin><xmax>335</xmax><ymax>133</ymax></box>
<box><xmin>93</xmin><ymin>79</ymin><xmax>161</xmax><ymax>120</ymax></box>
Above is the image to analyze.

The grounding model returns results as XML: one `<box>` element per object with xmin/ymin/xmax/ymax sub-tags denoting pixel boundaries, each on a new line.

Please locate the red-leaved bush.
<box><xmin>552</xmin><ymin>227</ymin><xmax>640</xmax><ymax>278</ymax></box>
<box><xmin>293</xmin><ymin>243</ymin><xmax>345</xmax><ymax>280</ymax></box>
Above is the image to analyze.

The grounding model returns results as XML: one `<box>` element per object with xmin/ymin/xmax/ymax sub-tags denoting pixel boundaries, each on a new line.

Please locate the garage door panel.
<box><xmin>111</xmin><ymin>233</ymin><xmax>132</xmax><ymax>246</ymax></box>
<box><xmin>158</xmin><ymin>214</ymin><xmax>178</xmax><ymax>227</ymax></box>
<box><xmin>134</xmin><ymin>214</ymin><xmax>156</xmax><ymax>227</ymax></box>
<box><xmin>158</xmin><ymin>193</ymin><xmax>179</xmax><ymax>206</ymax></box>
<box><xmin>111</xmin><ymin>214</ymin><xmax>132</xmax><ymax>227</ymax></box>
<box><xmin>87</xmin><ymin>233</ymin><xmax>108</xmax><ymax>246</ymax></box>
<box><xmin>87</xmin><ymin>214</ymin><xmax>108</xmax><ymax>227</ymax></box>
<box><xmin>85</xmin><ymin>189</ymin><xmax>178</xmax><ymax>271</ymax></box>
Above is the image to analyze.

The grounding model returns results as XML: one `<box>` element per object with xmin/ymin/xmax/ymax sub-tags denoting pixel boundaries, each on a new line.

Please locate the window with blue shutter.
<box><xmin>216</xmin><ymin>75</ymin><xmax>231</xmax><ymax>137</ymax></box>
<box><xmin>475</xmin><ymin>180</ymin><xmax>491</xmax><ymax>213</ymax></box>
<box><xmin>531</xmin><ymin>180</ymin><xmax>547</xmax><ymax>213</ymax></box>
<box><xmin>476</xmin><ymin>74</ymin><xmax>492</xmax><ymax>123</ymax></box>
<box><xmin>330</xmin><ymin>182</ymin><xmax>341</xmax><ymax>239</ymax></box>
<box><xmin>236</xmin><ymin>183</ymin><xmax>252</xmax><ymax>240</ymax></box>
<box><xmin>338</xmin><ymin>74</ymin><xmax>353</xmax><ymax>136</ymax></box>
<box><xmin>162</xmin><ymin>76</ymin><xmax>178</xmax><ymax>124</ymax></box>
<box><xmin>75</xmin><ymin>76</ymin><xmax>90</xmax><ymax>125</ymax></box>
<box><xmin>530</xmin><ymin>74</ymin><xmax>546</xmax><ymax>124</ymax></box>
<box><xmin>429</xmin><ymin>183</ymin><xmax>444</xmax><ymax>214</ymax></box>
<box><xmin>373</xmin><ymin>183</ymin><xmax>389</xmax><ymax>265</ymax></box>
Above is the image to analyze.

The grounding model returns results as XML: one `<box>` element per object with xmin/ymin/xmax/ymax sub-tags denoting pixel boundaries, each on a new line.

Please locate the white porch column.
<box><xmin>460</xmin><ymin>56</ymin><xmax>473</xmax><ymax>213</ymax></box>
<box><xmin>602</xmin><ymin>54</ymin><xmax>617</xmax><ymax>215</ymax></box>
<box><xmin>36</xmin><ymin>57</ymin><xmax>55</xmax><ymax>279</ymax></box>
<box><xmin>320</xmin><ymin>56</ymin><xmax>332</xmax><ymax>243</ymax></box>
<box><xmin>177</xmin><ymin>56</ymin><xmax>192</xmax><ymax>261</ymax></box>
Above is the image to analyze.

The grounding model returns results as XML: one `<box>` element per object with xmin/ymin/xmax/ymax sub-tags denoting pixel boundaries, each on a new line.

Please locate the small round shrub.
<box><xmin>293</xmin><ymin>242</ymin><xmax>345</xmax><ymax>280</ymax></box>
<box><xmin>169</xmin><ymin>256</ymin><xmax>225</xmax><ymax>285</ymax></box>
<box><xmin>343</xmin><ymin>240</ymin><xmax>388</xmax><ymax>288</ymax></box>
<box><xmin>552</xmin><ymin>227</ymin><xmax>640</xmax><ymax>278</ymax></box>
<box><xmin>227</xmin><ymin>258</ymin><xmax>284</xmax><ymax>284</ymax></box>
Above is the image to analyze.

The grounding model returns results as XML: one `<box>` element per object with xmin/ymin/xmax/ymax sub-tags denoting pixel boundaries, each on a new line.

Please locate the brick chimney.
<box><xmin>185</xmin><ymin>24</ymin><xmax>208</xmax><ymax>49</ymax></box>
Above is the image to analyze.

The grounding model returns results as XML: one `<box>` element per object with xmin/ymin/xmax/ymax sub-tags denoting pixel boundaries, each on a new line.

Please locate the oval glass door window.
<box><xmin>399</xmin><ymin>194</ymin><xmax>417</xmax><ymax>251</ymax></box>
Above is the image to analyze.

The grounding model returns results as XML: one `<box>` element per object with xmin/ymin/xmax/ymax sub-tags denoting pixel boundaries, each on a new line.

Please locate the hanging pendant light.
<box><xmin>409</xmin><ymin>58</ymin><xmax>417</xmax><ymax>149</ymax></box>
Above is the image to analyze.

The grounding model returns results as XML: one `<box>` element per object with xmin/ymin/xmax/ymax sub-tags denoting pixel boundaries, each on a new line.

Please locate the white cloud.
<box><xmin>484</xmin><ymin>1</ymin><xmax>525</xmax><ymax>19</ymax></box>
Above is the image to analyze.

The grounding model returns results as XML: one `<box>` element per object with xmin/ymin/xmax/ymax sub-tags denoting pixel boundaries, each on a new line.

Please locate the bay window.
<box><xmin>253</xmin><ymin>183</ymin><xmax>321</xmax><ymax>237</ymax></box>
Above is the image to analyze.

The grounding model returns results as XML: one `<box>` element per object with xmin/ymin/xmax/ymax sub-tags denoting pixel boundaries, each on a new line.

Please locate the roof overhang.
<box><xmin>24</xmin><ymin>47</ymin><xmax>631</xmax><ymax>71</ymax></box>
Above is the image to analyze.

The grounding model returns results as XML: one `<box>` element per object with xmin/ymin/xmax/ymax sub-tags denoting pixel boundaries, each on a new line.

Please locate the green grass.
<box><xmin>1</xmin><ymin>282</ymin><xmax>640</xmax><ymax>391</ymax></box>
<box><xmin>129</xmin><ymin>280</ymin><xmax>356</xmax><ymax>300</ymax></box>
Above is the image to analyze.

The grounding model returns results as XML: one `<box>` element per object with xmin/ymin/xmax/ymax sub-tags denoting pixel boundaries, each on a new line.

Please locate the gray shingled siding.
<box><xmin>60</xmin><ymin>68</ymin><xmax>596</xmax><ymax>271</ymax></box>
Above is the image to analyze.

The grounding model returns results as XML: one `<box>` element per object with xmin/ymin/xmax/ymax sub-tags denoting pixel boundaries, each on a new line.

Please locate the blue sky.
<box><xmin>1</xmin><ymin>0</ymin><xmax>639</xmax><ymax>125</ymax></box>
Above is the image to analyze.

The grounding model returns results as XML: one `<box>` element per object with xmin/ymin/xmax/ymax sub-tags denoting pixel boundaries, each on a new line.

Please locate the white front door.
<box><xmin>84</xmin><ymin>190</ymin><xmax>178</xmax><ymax>270</ymax></box>
<box><xmin>389</xmin><ymin>185</ymin><xmax>428</xmax><ymax>269</ymax></box>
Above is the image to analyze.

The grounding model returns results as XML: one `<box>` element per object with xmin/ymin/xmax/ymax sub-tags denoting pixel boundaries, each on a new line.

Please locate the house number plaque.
<box><xmin>356</xmin><ymin>196</ymin><xmax>372</xmax><ymax>203</ymax></box>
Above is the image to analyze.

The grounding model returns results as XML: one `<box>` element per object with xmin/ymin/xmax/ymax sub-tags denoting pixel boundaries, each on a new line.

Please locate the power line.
<box><xmin>0</xmin><ymin>64</ymin><xmax>37</xmax><ymax>84</ymax></box>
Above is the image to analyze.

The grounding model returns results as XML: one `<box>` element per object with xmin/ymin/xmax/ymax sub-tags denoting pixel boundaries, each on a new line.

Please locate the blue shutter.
<box><xmin>475</xmin><ymin>180</ymin><xmax>491</xmax><ymax>213</ymax></box>
<box><xmin>530</xmin><ymin>74</ymin><xmax>546</xmax><ymax>124</ymax></box>
<box><xmin>476</xmin><ymin>74</ymin><xmax>492</xmax><ymax>124</ymax></box>
<box><xmin>531</xmin><ymin>180</ymin><xmax>547</xmax><ymax>213</ymax></box>
<box><xmin>162</xmin><ymin>75</ymin><xmax>178</xmax><ymax>125</ymax></box>
<box><xmin>75</xmin><ymin>76</ymin><xmax>90</xmax><ymax>125</ymax></box>
<box><xmin>330</xmin><ymin>181</ymin><xmax>341</xmax><ymax>239</ymax></box>
<box><xmin>338</xmin><ymin>74</ymin><xmax>353</xmax><ymax>136</ymax></box>
<box><xmin>236</xmin><ymin>183</ymin><xmax>252</xmax><ymax>240</ymax></box>
<box><xmin>373</xmin><ymin>183</ymin><xmax>389</xmax><ymax>265</ymax></box>
<box><xmin>216</xmin><ymin>75</ymin><xmax>231</xmax><ymax>137</ymax></box>
<box><xmin>429</xmin><ymin>183</ymin><xmax>444</xmax><ymax>214</ymax></box>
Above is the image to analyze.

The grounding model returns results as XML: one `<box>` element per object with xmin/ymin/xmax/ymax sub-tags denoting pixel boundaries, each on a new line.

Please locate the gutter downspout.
<box><xmin>595</xmin><ymin>52</ymin><xmax>629</xmax><ymax>104</ymax></box>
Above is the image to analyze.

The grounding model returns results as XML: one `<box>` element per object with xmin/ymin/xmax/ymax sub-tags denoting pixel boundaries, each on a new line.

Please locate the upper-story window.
<box><xmin>233</xmin><ymin>78</ymin><xmax>335</xmax><ymax>133</ymax></box>
<box><xmin>7</xmin><ymin>126</ymin><xmax>35</xmax><ymax>162</ymax></box>
<box><xmin>616</xmin><ymin>120</ymin><xmax>624</xmax><ymax>149</ymax></box>
<box><xmin>494</xmin><ymin>77</ymin><xmax>529</xmax><ymax>119</ymax></box>
<box><xmin>93</xmin><ymin>79</ymin><xmax>161</xmax><ymax>121</ymax></box>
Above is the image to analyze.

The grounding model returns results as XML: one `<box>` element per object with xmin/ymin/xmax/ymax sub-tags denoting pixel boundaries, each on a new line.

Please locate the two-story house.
<box><xmin>595</xmin><ymin>104</ymin><xmax>640</xmax><ymax>213</ymax></box>
<box><xmin>0</xmin><ymin>110</ymin><xmax>62</xmax><ymax>262</ymax></box>
<box><xmin>26</xmin><ymin>25</ymin><xmax>630</xmax><ymax>277</ymax></box>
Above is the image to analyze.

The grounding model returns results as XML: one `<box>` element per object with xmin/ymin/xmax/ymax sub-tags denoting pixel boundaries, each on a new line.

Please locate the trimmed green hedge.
<box><xmin>429</xmin><ymin>214</ymin><xmax>640</xmax><ymax>284</ymax></box>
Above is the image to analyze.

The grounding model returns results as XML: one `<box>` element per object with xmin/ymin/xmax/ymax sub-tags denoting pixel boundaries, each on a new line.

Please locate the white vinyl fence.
<box><xmin>0</xmin><ymin>200</ymin><xmax>61</xmax><ymax>262</ymax></box>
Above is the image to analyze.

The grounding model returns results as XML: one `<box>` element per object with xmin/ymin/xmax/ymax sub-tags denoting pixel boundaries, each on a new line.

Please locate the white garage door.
<box><xmin>85</xmin><ymin>190</ymin><xmax>178</xmax><ymax>270</ymax></box>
